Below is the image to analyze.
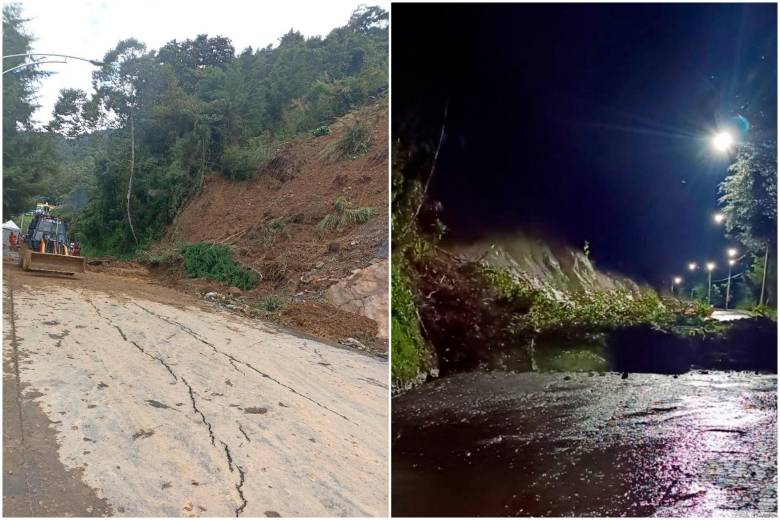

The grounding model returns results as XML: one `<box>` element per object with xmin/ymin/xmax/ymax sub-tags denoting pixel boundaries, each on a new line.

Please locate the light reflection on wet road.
<box><xmin>392</xmin><ymin>371</ymin><xmax>777</xmax><ymax>517</ymax></box>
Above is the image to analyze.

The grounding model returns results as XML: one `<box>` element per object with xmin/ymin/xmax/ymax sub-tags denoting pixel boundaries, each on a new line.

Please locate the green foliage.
<box><xmin>312</xmin><ymin>125</ymin><xmax>331</xmax><ymax>137</ymax></box>
<box><xmin>326</xmin><ymin>121</ymin><xmax>372</xmax><ymax>160</ymax></box>
<box><xmin>221</xmin><ymin>135</ymin><xmax>276</xmax><ymax>180</ymax></box>
<box><xmin>391</xmin><ymin>261</ymin><xmax>429</xmax><ymax>385</ymax></box>
<box><xmin>180</xmin><ymin>242</ymin><xmax>257</xmax><ymax>290</ymax></box>
<box><xmin>751</xmin><ymin>304</ymin><xmax>777</xmax><ymax>321</ymax></box>
<box><xmin>718</xmin><ymin>139</ymin><xmax>777</xmax><ymax>253</ymax></box>
<box><xmin>477</xmin><ymin>265</ymin><xmax>674</xmax><ymax>334</ymax></box>
<box><xmin>2</xmin><ymin>4</ymin><xmax>61</xmax><ymax>219</ymax></box>
<box><xmin>318</xmin><ymin>197</ymin><xmax>375</xmax><ymax>230</ymax></box>
<box><xmin>255</xmin><ymin>295</ymin><xmax>286</xmax><ymax>314</ymax></box>
<box><xmin>11</xmin><ymin>5</ymin><xmax>387</xmax><ymax>255</ymax></box>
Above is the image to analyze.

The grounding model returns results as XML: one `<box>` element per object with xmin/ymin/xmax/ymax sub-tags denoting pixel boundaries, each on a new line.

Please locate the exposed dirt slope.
<box><xmin>157</xmin><ymin>99</ymin><xmax>389</xmax><ymax>348</ymax></box>
<box><xmin>168</xmin><ymin>99</ymin><xmax>388</xmax><ymax>297</ymax></box>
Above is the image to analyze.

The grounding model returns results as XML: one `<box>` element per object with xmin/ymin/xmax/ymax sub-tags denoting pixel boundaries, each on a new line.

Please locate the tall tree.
<box><xmin>718</xmin><ymin>137</ymin><xmax>777</xmax><ymax>304</ymax></box>
<box><xmin>93</xmin><ymin>39</ymin><xmax>147</xmax><ymax>244</ymax></box>
<box><xmin>2</xmin><ymin>3</ymin><xmax>56</xmax><ymax>218</ymax></box>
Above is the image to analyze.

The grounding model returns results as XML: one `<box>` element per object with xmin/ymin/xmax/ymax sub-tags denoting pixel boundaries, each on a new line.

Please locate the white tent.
<box><xmin>3</xmin><ymin>220</ymin><xmax>21</xmax><ymax>248</ymax></box>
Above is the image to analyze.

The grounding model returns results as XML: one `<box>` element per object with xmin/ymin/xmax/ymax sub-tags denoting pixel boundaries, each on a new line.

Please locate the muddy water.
<box><xmin>392</xmin><ymin>371</ymin><xmax>777</xmax><ymax>517</ymax></box>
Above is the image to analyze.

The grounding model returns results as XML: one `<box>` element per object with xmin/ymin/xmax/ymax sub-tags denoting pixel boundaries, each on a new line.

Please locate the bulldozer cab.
<box><xmin>26</xmin><ymin>214</ymin><xmax>70</xmax><ymax>252</ymax></box>
<box><xmin>20</xmin><ymin>213</ymin><xmax>85</xmax><ymax>274</ymax></box>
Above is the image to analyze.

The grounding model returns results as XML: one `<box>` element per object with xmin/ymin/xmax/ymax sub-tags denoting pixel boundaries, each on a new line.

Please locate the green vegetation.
<box><xmin>318</xmin><ymin>197</ymin><xmax>375</xmax><ymax>230</ymax></box>
<box><xmin>180</xmin><ymin>242</ymin><xmax>257</xmax><ymax>290</ymax></box>
<box><xmin>255</xmin><ymin>295</ymin><xmax>286</xmax><ymax>314</ymax></box>
<box><xmin>391</xmin><ymin>262</ymin><xmax>429</xmax><ymax>385</ymax></box>
<box><xmin>717</xmin><ymin>137</ymin><xmax>777</xmax><ymax>305</ymax></box>
<box><xmin>326</xmin><ymin>121</ymin><xmax>372</xmax><ymax>160</ymax></box>
<box><xmin>2</xmin><ymin>4</ymin><xmax>388</xmax><ymax>258</ymax></box>
<box><xmin>312</xmin><ymin>125</ymin><xmax>331</xmax><ymax>137</ymax></box>
<box><xmin>477</xmin><ymin>265</ymin><xmax>675</xmax><ymax>333</ymax></box>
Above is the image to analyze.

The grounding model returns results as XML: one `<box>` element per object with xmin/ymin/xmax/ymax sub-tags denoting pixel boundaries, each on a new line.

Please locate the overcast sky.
<box><xmin>11</xmin><ymin>0</ymin><xmax>387</xmax><ymax>126</ymax></box>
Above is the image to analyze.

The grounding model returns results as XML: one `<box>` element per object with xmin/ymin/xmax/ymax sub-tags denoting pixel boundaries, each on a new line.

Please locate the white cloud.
<box><xmin>9</xmin><ymin>0</ymin><xmax>388</xmax><ymax>126</ymax></box>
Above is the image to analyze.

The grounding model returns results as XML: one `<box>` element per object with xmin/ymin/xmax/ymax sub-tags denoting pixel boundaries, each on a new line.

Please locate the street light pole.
<box><xmin>725</xmin><ymin>261</ymin><xmax>733</xmax><ymax>309</ymax></box>
<box><xmin>759</xmin><ymin>243</ymin><xmax>769</xmax><ymax>306</ymax></box>
<box><xmin>2</xmin><ymin>53</ymin><xmax>104</xmax><ymax>74</ymax></box>
<box><xmin>706</xmin><ymin>262</ymin><xmax>716</xmax><ymax>306</ymax></box>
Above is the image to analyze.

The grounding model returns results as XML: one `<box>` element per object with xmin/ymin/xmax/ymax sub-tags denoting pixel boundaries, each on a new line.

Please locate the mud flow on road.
<box><xmin>3</xmin><ymin>267</ymin><xmax>388</xmax><ymax>517</ymax></box>
<box><xmin>393</xmin><ymin>371</ymin><xmax>777</xmax><ymax>517</ymax></box>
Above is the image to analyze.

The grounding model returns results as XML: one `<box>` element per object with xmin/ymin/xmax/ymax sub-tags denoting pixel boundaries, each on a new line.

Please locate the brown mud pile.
<box><xmin>96</xmin><ymin>99</ymin><xmax>389</xmax><ymax>352</ymax></box>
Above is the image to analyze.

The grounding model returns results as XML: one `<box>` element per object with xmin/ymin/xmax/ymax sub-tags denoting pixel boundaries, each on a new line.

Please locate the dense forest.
<box><xmin>3</xmin><ymin>3</ymin><xmax>388</xmax><ymax>256</ymax></box>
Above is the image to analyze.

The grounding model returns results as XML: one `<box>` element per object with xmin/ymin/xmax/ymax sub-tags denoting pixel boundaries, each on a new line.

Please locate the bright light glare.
<box><xmin>729</xmin><ymin>259</ymin><xmax>736</xmax><ymax>266</ymax></box>
<box><xmin>673</xmin><ymin>276</ymin><xmax>683</xmax><ymax>284</ymax></box>
<box><xmin>727</xmin><ymin>248</ymin><xmax>738</xmax><ymax>257</ymax></box>
<box><xmin>688</xmin><ymin>262</ymin><xmax>698</xmax><ymax>271</ymax></box>
<box><xmin>713</xmin><ymin>213</ymin><xmax>725</xmax><ymax>224</ymax></box>
<box><xmin>706</xmin><ymin>262</ymin><xmax>716</xmax><ymax>271</ymax></box>
<box><xmin>713</xmin><ymin>131</ymin><xmax>734</xmax><ymax>152</ymax></box>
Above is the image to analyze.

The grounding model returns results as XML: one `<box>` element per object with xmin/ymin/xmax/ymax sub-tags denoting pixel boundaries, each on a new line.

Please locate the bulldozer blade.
<box><xmin>21</xmin><ymin>249</ymin><xmax>85</xmax><ymax>274</ymax></box>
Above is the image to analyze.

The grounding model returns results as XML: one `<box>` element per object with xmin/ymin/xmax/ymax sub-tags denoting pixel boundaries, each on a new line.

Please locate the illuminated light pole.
<box><xmin>713</xmin><ymin>212</ymin><xmax>725</xmax><ymax>225</ymax></box>
<box><xmin>688</xmin><ymin>262</ymin><xmax>698</xmax><ymax>298</ymax></box>
<box><xmin>725</xmin><ymin>258</ymin><xmax>736</xmax><ymax>309</ymax></box>
<box><xmin>724</xmin><ymin>248</ymin><xmax>738</xmax><ymax>309</ymax></box>
<box><xmin>671</xmin><ymin>276</ymin><xmax>682</xmax><ymax>296</ymax></box>
<box><xmin>706</xmin><ymin>262</ymin><xmax>716</xmax><ymax>306</ymax></box>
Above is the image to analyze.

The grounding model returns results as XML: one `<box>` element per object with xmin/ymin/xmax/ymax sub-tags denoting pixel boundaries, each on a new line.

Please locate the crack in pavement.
<box><xmin>87</xmin><ymin>300</ymin><xmax>178</xmax><ymax>384</ymax></box>
<box><xmin>87</xmin><ymin>298</ymin><xmax>249</xmax><ymax>515</ymax></box>
<box><xmin>234</xmin><ymin>464</ymin><xmax>247</xmax><ymax>517</ymax></box>
<box><xmin>131</xmin><ymin>302</ymin><xmax>353</xmax><ymax>423</ymax></box>
<box><xmin>238</xmin><ymin>423</ymin><xmax>251</xmax><ymax>443</ymax></box>
<box><xmin>181</xmin><ymin>377</ymin><xmax>216</xmax><ymax>447</ymax></box>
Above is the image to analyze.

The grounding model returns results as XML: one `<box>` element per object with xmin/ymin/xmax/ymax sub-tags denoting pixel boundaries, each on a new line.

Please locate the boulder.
<box><xmin>326</xmin><ymin>259</ymin><xmax>388</xmax><ymax>338</ymax></box>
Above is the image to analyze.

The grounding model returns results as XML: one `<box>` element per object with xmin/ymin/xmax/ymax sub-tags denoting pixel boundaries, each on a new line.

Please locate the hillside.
<box><xmin>447</xmin><ymin>233</ymin><xmax>642</xmax><ymax>299</ymax></box>
<box><xmin>155</xmin><ymin>99</ymin><xmax>388</xmax><ymax>346</ymax></box>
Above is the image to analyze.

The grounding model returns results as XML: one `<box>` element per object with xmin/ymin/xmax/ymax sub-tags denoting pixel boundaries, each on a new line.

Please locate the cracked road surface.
<box><xmin>3</xmin><ymin>267</ymin><xmax>388</xmax><ymax>517</ymax></box>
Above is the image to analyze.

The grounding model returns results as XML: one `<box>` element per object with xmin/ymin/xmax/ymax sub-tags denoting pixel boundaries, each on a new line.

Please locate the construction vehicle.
<box><xmin>19</xmin><ymin>212</ymin><xmax>85</xmax><ymax>274</ymax></box>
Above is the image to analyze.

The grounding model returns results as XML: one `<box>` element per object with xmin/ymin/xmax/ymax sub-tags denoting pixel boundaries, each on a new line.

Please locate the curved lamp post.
<box><xmin>3</xmin><ymin>53</ymin><xmax>104</xmax><ymax>75</ymax></box>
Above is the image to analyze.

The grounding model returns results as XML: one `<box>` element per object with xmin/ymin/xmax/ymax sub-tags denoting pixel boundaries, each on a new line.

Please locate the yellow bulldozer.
<box><xmin>18</xmin><ymin>212</ymin><xmax>85</xmax><ymax>275</ymax></box>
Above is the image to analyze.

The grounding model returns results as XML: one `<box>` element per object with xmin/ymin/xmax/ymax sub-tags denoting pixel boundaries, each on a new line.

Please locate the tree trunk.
<box><xmin>127</xmin><ymin>112</ymin><xmax>138</xmax><ymax>244</ymax></box>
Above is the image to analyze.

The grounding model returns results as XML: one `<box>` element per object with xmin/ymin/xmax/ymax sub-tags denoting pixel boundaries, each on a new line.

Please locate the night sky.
<box><xmin>392</xmin><ymin>3</ymin><xmax>777</xmax><ymax>286</ymax></box>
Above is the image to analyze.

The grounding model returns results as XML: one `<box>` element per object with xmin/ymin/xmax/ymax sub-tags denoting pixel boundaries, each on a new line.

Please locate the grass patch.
<box><xmin>318</xmin><ymin>197</ymin><xmax>375</xmax><ymax>231</ymax></box>
<box><xmin>325</xmin><ymin>121</ymin><xmax>371</xmax><ymax>160</ymax></box>
<box><xmin>255</xmin><ymin>295</ymin><xmax>286</xmax><ymax>314</ymax></box>
<box><xmin>312</xmin><ymin>125</ymin><xmax>331</xmax><ymax>137</ymax></box>
<box><xmin>180</xmin><ymin>242</ymin><xmax>257</xmax><ymax>291</ymax></box>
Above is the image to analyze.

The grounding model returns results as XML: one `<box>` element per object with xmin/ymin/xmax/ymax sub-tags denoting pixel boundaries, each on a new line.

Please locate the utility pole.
<box><xmin>759</xmin><ymin>243</ymin><xmax>769</xmax><ymax>306</ymax></box>
<box><xmin>725</xmin><ymin>262</ymin><xmax>732</xmax><ymax>309</ymax></box>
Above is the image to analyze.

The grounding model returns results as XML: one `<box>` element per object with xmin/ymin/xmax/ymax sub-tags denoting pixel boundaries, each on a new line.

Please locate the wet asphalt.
<box><xmin>392</xmin><ymin>371</ymin><xmax>777</xmax><ymax>517</ymax></box>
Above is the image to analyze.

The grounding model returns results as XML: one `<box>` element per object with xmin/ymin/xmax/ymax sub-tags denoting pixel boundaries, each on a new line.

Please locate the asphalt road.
<box><xmin>3</xmin><ymin>267</ymin><xmax>388</xmax><ymax>517</ymax></box>
<box><xmin>393</xmin><ymin>371</ymin><xmax>777</xmax><ymax>517</ymax></box>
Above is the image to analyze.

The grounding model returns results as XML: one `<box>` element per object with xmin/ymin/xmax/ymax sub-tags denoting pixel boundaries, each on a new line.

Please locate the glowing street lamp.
<box><xmin>671</xmin><ymin>276</ymin><xmax>682</xmax><ymax>296</ymax></box>
<box><xmin>724</xmin><ymin>249</ymin><xmax>739</xmax><ymax>309</ymax></box>
<box><xmin>688</xmin><ymin>262</ymin><xmax>698</xmax><ymax>271</ymax></box>
<box><xmin>713</xmin><ymin>213</ymin><xmax>725</xmax><ymax>225</ymax></box>
<box><xmin>712</xmin><ymin>131</ymin><xmax>734</xmax><ymax>153</ymax></box>
<box><xmin>706</xmin><ymin>262</ymin><xmax>716</xmax><ymax>306</ymax></box>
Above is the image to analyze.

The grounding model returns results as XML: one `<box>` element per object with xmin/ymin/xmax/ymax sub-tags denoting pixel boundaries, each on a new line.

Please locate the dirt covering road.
<box><xmin>3</xmin><ymin>266</ymin><xmax>388</xmax><ymax>517</ymax></box>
